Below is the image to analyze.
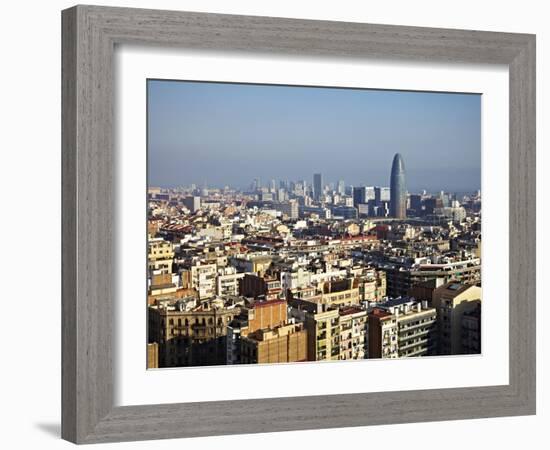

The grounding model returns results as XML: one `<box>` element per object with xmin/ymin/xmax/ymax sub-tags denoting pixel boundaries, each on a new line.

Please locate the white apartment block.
<box><xmin>190</xmin><ymin>263</ymin><xmax>217</xmax><ymax>299</ymax></box>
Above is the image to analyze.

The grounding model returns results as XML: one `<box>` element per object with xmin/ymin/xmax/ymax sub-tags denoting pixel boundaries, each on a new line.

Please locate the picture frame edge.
<box><xmin>61</xmin><ymin>5</ymin><xmax>536</xmax><ymax>444</ymax></box>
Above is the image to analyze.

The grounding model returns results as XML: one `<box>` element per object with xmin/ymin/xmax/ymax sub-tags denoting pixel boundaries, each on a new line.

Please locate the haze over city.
<box><xmin>147</xmin><ymin>80</ymin><xmax>481</xmax><ymax>193</ymax></box>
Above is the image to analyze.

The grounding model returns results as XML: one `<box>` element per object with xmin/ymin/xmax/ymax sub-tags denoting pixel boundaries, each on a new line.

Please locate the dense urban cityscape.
<box><xmin>146</xmin><ymin>153</ymin><xmax>482</xmax><ymax>368</ymax></box>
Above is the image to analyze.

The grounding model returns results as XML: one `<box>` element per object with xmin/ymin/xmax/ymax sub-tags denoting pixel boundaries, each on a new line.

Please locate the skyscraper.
<box><xmin>353</xmin><ymin>186</ymin><xmax>365</xmax><ymax>207</ymax></box>
<box><xmin>374</xmin><ymin>186</ymin><xmax>391</xmax><ymax>205</ymax></box>
<box><xmin>353</xmin><ymin>186</ymin><xmax>375</xmax><ymax>208</ymax></box>
<box><xmin>313</xmin><ymin>173</ymin><xmax>322</xmax><ymax>201</ymax></box>
<box><xmin>337</xmin><ymin>180</ymin><xmax>345</xmax><ymax>195</ymax></box>
<box><xmin>390</xmin><ymin>153</ymin><xmax>407</xmax><ymax>219</ymax></box>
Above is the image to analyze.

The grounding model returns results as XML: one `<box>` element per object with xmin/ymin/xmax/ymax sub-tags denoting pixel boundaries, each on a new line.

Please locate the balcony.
<box><xmin>399</xmin><ymin>338</ymin><xmax>429</xmax><ymax>351</ymax></box>
<box><xmin>399</xmin><ymin>321</ymin><xmax>435</xmax><ymax>334</ymax></box>
<box><xmin>403</xmin><ymin>347</ymin><xmax>429</xmax><ymax>357</ymax></box>
<box><xmin>400</xmin><ymin>328</ymin><xmax>431</xmax><ymax>339</ymax></box>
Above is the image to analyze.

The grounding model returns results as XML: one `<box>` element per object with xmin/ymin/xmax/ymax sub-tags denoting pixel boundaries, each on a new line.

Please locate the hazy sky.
<box><xmin>148</xmin><ymin>80</ymin><xmax>481</xmax><ymax>193</ymax></box>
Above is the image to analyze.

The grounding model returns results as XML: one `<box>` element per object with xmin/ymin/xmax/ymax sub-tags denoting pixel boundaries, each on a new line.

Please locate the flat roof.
<box><xmin>379</xmin><ymin>297</ymin><xmax>416</xmax><ymax>308</ymax></box>
<box><xmin>253</xmin><ymin>299</ymin><xmax>286</xmax><ymax>309</ymax></box>
<box><xmin>369</xmin><ymin>307</ymin><xmax>392</xmax><ymax>319</ymax></box>
<box><xmin>340</xmin><ymin>306</ymin><xmax>366</xmax><ymax>316</ymax></box>
<box><xmin>436</xmin><ymin>281</ymin><xmax>475</xmax><ymax>297</ymax></box>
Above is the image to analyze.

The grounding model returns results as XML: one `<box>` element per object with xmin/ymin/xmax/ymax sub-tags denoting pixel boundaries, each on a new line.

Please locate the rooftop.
<box><xmin>369</xmin><ymin>307</ymin><xmax>393</xmax><ymax>319</ymax></box>
<box><xmin>379</xmin><ymin>297</ymin><xmax>416</xmax><ymax>308</ymax></box>
<box><xmin>435</xmin><ymin>281</ymin><xmax>476</xmax><ymax>297</ymax></box>
<box><xmin>340</xmin><ymin>306</ymin><xmax>365</xmax><ymax>316</ymax></box>
<box><xmin>252</xmin><ymin>299</ymin><xmax>286</xmax><ymax>309</ymax></box>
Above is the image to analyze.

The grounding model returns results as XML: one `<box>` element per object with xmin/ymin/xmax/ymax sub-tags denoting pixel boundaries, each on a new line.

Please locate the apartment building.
<box><xmin>461</xmin><ymin>302</ymin><xmax>481</xmax><ymax>354</ymax></box>
<box><xmin>339</xmin><ymin>306</ymin><xmax>368</xmax><ymax>360</ymax></box>
<box><xmin>368</xmin><ymin>298</ymin><xmax>437</xmax><ymax>358</ymax></box>
<box><xmin>147</xmin><ymin>238</ymin><xmax>174</xmax><ymax>275</ymax></box>
<box><xmin>393</xmin><ymin>301</ymin><xmax>437</xmax><ymax>357</ymax></box>
<box><xmin>189</xmin><ymin>263</ymin><xmax>217</xmax><ymax>299</ymax></box>
<box><xmin>226</xmin><ymin>299</ymin><xmax>290</xmax><ymax>364</ymax></box>
<box><xmin>368</xmin><ymin>308</ymin><xmax>398</xmax><ymax>358</ymax></box>
<box><xmin>356</xmin><ymin>269</ymin><xmax>387</xmax><ymax>302</ymax></box>
<box><xmin>305</xmin><ymin>306</ymin><xmax>340</xmax><ymax>361</ymax></box>
<box><xmin>318</xmin><ymin>278</ymin><xmax>360</xmax><ymax>307</ymax></box>
<box><xmin>432</xmin><ymin>282</ymin><xmax>482</xmax><ymax>355</ymax></box>
<box><xmin>241</xmin><ymin>273</ymin><xmax>282</xmax><ymax>300</ymax></box>
<box><xmin>147</xmin><ymin>272</ymin><xmax>196</xmax><ymax>306</ymax></box>
<box><xmin>148</xmin><ymin>298</ymin><xmax>241</xmax><ymax>367</ymax></box>
<box><xmin>216</xmin><ymin>266</ymin><xmax>244</xmax><ymax>297</ymax></box>
<box><xmin>229</xmin><ymin>255</ymin><xmax>273</xmax><ymax>275</ymax></box>
<box><xmin>384</xmin><ymin>259</ymin><xmax>481</xmax><ymax>298</ymax></box>
<box><xmin>240</xmin><ymin>322</ymin><xmax>308</xmax><ymax>364</ymax></box>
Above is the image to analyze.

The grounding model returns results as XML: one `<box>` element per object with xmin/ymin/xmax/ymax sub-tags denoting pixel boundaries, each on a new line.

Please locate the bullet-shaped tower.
<box><xmin>390</xmin><ymin>153</ymin><xmax>407</xmax><ymax>219</ymax></box>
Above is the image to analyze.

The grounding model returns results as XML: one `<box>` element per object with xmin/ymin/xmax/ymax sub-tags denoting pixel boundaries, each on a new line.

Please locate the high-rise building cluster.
<box><xmin>146</xmin><ymin>154</ymin><xmax>482</xmax><ymax>368</ymax></box>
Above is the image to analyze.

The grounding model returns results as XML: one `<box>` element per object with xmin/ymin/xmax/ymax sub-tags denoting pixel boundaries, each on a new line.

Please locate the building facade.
<box><xmin>147</xmin><ymin>238</ymin><xmax>174</xmax><ymax>275</ymax></box>
<box><xmin>339</xmin><ymin>306</ymin><xmax>368</xmax><ymax>360</ymax></box>
<box><xmin>390</xmin><ymin>153</ymin><xmax>407</xmax><ymax>219</ymax></box>
<box><xmin>148</xmin><ymin>299</ymin><xmax>242</xmax><ymax>367</ymax></box>
<box><xmin>432</xmin><ymin>282</ymin><xmax>482</xmax><ymax>355</ymax></box>
<box><xmin>461</xmin><ymin>302</ymin><xmax>481</xmax><ymax>354</ymax></box>
<box><xmin>240</xmin><ymin>322</ymin><xmax>308</xmax><ymax>364</ymax></box>
<box><xmin>189</xmin><ymin>263</ymin><xmax>217</xmax><ymax>299</ymax></box>
<box><xmin>183</xmin><ymin>195</ymin><xmax>201</xmax><ymax>213</ymax></box>
<box><xmin>313</xmin><ymin>173</ymin><xmax>322</xmax><ymax>201</ymax></box>
<box><xmin>368</xmin><ymin>298</ymin><xmax>437</xmax><ymax>358</ymax></box>
<box><xmin>305</xmin><ymin>307</ymin><xmax>340</xmax><ymax>361</ymax></box>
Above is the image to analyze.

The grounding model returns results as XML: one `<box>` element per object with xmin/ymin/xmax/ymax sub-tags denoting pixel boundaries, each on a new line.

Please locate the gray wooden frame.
<box><xmin>62</xmin><ymin>4</ymin><xmax>536</xmax><ymax>444</ymax></box>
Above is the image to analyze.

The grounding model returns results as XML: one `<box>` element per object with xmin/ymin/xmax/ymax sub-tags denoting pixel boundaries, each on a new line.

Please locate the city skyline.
<box><xmin>146</xmin><ymin>81</ymin><xmax>482</xmax><ymax>369</ymax></box>
<box><xmin>147</xmin><ymin>152</ymin><xmax>482</xmax><ymax>368</ymax></box>
<box><xmin>148</xmin><ymin>80</ymin><xmax>481</xmax><ymax>192</ymax></box>
<box><xmin>149</xmin><ymin>153</ymin><xmax>479</xmax><ymax>199</ymax></box>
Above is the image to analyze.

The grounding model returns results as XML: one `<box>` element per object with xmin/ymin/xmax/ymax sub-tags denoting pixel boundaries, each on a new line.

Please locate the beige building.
<box><xmin>240</xmin><ymin>322</ymin><xmax>308</xmax><ymax>364</ymax></box>
<box><xmin>357</xmin><ymin>270</ymin><xmax>387</xmax><ymax>302</ymax></box>
<box><xmin>432</xmin><ymin>282</ymin><xmax>482</xmax><ymax>355</ymax></box>
<box><xmin>147</xmin><ymin>272</ymin><xmax>197</xmax><ymax>306</ymax></box>
<box><xmin>147</xmin><ymin>343</ymin><xmax>159</xmax><ymax>369</ymax></box>
<box><xmin>305</xmin><ymin>307</ymin><xmax>340</xmax><ymax>361</ymax></box>
<box><xmin>226</xmin><ymin>299</ymin><xmax>291</xmax><ymax>364</ymax></box>
<box><xmin>148</xmin><ymin>298</ymin><xmax>241</xmax><ymax>367</ymax></box>
<box><xmin>229</xmin><ymin>255</ymin><xmax>273</xmax><ymax>276</ymax></box>
<box><xmin>317</xmin><ymin>279</ymin><xmax>360</xmax><ymax>307</ymax></box>
<box><xmin>148</xmin><ymin>272</ymin><xmax>177</xmax><ymax>297</ymax></box>
<box><xmin>147</xmin><ymin>238</ymin><xmax>174</xmax><ymax>275</ymax></box>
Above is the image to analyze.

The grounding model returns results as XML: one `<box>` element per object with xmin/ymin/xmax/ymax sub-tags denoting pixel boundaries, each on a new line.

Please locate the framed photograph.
<box><xmin>62</xmin><ymin>5</ymin><xmax>536</xmax><ymax>444</ymax></box>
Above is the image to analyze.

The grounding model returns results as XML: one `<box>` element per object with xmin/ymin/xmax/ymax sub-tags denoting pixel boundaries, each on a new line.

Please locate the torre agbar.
<box><xmin>390</xmin><ymin>153</ymin><xmax>407</xmax><ymax>219</ymax></box>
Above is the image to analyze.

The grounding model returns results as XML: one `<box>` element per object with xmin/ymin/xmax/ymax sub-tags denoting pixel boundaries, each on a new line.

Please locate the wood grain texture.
<box><xmin>61</xmin><ymin>7</ymin><xmax>77</xmax><ymax>443</ymax></box>
<box><xmin>61</xmin><ymin>5</ymin><xmax>536</xmax><ymax>444</ymax></box>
